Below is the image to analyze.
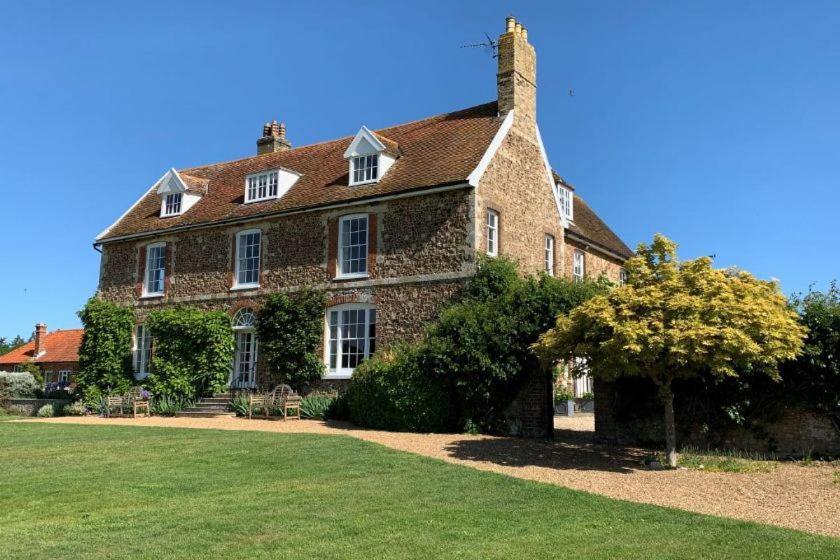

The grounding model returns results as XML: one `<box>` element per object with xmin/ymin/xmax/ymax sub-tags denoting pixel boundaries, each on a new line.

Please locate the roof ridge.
<box><xmin>180</xmin><ymin>101</ymin><xmax>498</xmax><ymax>174</ymax></box>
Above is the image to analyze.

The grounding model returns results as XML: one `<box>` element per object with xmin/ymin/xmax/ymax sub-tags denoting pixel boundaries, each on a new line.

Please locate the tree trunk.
<box><xmin>660</xmin><ymin>384</ymin><xmax>677</xmax><ymax>468</ymax></box>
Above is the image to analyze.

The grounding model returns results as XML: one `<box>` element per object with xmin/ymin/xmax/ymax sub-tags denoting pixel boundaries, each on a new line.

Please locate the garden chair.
<box><xmin>126</xmin><ymin>387</ymin><xmax>151</xmax><ymax>418</ymax></box>
<box><xmin>270</xmin><ymin>384</ymin><xmax>301</xmax><ymax>421</ymax></box>
<box><xmin>247</xmin><ymin>392</ymin><xmax>271</xmax><ymax>420</ymax></box>
<box><xmin>104</xmin><ymin>396</ymin><xmax>127</xmax><ymax>417</ymax></box>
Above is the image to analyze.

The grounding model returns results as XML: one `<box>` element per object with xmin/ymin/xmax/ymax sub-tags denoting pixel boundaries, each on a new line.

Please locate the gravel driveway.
<box><xmin>24</xmin><ymin>415</ymin><xmax>839</xmax><ymax>538</ymax></box>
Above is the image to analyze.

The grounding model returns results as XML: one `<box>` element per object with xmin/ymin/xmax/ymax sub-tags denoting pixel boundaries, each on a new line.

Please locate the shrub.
<box><xmin>0</xmin><ymin>371</ymin><xmax>39</xmax><ymax>397</ymax></box>
<box><xmin>145</xmin><ymin>307</ymin><xmax>235</xmax><ymax>400</ymax></box>
<box><xmin>326</xmin><ymin>392</ymin><xmax>350</xmax><ymax>420</ymax></box>
<box><xmin>63</xmin><ymin>401</ymin><xmax>89</xmax><ymax>416</ymax></box>
<box><xmin>151</xmin><ymin>396</ymin><xmax>190</xmax><ymax>417</ymax></box>
<box><xmin>76</xmin><ymin>298</ymin><xmax>135</xmax><ymax>401</ymax></box>
<box><xmin>257</xmin><ymin>289</ymin><xmax>327</xmax><ymax>389</ymax></box>
<box><xmin>346</xmin><ymin>257</ymin><xmax>607</xmax><ymax>433</ymax></box>
<box><xmin>348</xmin><ymin>347</ymin><xmax>453</xmax><ymax>432</ymax></box>
<box><xmin>37</xmin><ymin>404</ymin><xmax>55</xmax><ymax>418</ymax></box>
<box><xmin>300</xmin><ymin>391</ymin><xmax>337</xmax><ymax>420</ymax></box>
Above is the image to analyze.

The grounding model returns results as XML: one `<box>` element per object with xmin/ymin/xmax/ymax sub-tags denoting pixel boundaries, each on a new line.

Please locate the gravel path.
<box><xmin>23</xmin><ymin>415</ymin><xmax>839</xmax><ymax>538</ymax></box>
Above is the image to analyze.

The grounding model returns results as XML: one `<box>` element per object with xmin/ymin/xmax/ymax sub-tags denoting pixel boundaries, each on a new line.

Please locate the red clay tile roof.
<box><xmin>554</xmin><ymin>173</ymin><xmax>633</xmax><ymax>259</ymax></box>
<box><xmin>0</xmin><ymin>329</ymin><xmax>83</xmax><ymax>367</ymax></box>
<box><xmin>99</xmin><ymin>102</ymin><xmax>503</xmax><ymax>241</ymax></box>
<box><xmin>568</xmin><ymin>196</ymin><xmax>633</xmax><ymax>259</ymax></box>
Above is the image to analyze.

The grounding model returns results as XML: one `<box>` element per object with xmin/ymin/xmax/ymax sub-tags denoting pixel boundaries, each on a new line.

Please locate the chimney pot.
<box><xmin>257</xmin><ymin>119</ymin><xmax>291</xmax><ymax>154</ymax></box>
<box><xmin>506</xmin><ymin>16</ymin><xmax>516</xmax><ymax>33</ymax></box>
<box><xmin>515</xmin><ymin>22</ymin><xmax>523</xmax><ymax>34</ymax></box>
<box><xmin>521</xmin><ymin>26</ymin><xmax>528</xmax><ymax>40</ymax></box>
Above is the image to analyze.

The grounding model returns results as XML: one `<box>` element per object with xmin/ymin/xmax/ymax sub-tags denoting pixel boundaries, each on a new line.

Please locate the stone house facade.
<box><xmin>0</xmin><ymin>323</ymin><xmax>83</xmax><ymax>390</ymax></box>
<box><xmin>94</xmin><ymin>17</ymin><xmax>631</xmax><ymax>435</ymax></box>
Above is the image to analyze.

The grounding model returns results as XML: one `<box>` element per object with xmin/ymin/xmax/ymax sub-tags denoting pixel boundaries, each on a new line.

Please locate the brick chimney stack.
<box><xmin>257</xmin><ymin>120</ymin><xmax>292</xmax><ymax>155</ymax></box>
<box><xmin>497</xmin><ymin>16</ymin><xmax>537</xmax><ymax>132</ymax></box>
<box><xmin>33</xmin><ymin>323</ymin><xmax>47</xmax><ymax>357</ymax></box>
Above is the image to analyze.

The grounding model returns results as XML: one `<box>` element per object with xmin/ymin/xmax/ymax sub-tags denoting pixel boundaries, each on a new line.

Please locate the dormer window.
<box><xmin>352</xmin><ymin>155</ymin><xmax>379</xmax><ymax>184</ymax></box>
<box><xmin>244</xmin><ymin>168</ymin><xmax>300</xmax><ymax>204</ymax></box>
<box><xmin>344</xmin><ymin>126</ymin><xmax>398</xmax><ymax>186</ymax></box>
<box><xmin>558</xmin><ymin>185</ymin><xmax>573</xmax><ymax>220</ymax></box>
<box><xmin>156</xmin><ymin>168</ymin><xmax>202</xmax><ymax>218</ymax></box>
<box><xmin>163</xmin><ymin>193</ymin><xmax>182</xmax><ymax>217</ymax></box>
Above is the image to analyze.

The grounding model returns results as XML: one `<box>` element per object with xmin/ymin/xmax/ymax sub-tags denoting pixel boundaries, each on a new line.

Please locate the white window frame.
<box><xmin>573</xmin><ymin>250</ymin><xmax>585</xmax><ymax>281</ymax></box>
<box><xmin>133</xmin><ymin>324</ymin><xmax>152</xmax><ymax>380</ymax></box>
<box><xmin>486</xmin><ymin>209</ymin><xmax>499</xmax><ymax>256</ymax></box>
<box><xmin>143</xmin><ymin>242</ymin><xmax>166</xmax><ymax>297</ymax></box>
<box><xmin>558</xmin><ymin>186</ymin><xmax>573</xmax><ymax>221</ymax></box>
<box><xmin>350</xmin><ymin>154</ymin><xmax>379</xmax><ymax>186</ymax></box>
<box><xmin>58</xmin><ymin>370</ymin><xmax>70</xmax><ymax>383</ymax></box>
<box><xmin>233</xmin><ymin>229</ymin><xmax>262</xmax><ymax>289</ymax></box>
<box><xmin>620</xmin><ymin>268</ymin><xmax>628</xmax><ymax>286</ymax></box>
<box><xmin>544</xmin><ymin>234</ymin><xmax>555</xmax><ymax>276</ymax></box>
<box><xmin>325</xmin><ymin>304</ymin><xmax>376</xmax><ymax>379</ymax></box>
<box><xmin>245</xmin><ymin>170</ymin><xmax>281</xmax><ymax>203</ymax></box>
<box><xmin>162</xmin><ymin>193</ymin><xmax>183</xmax><ymax>217</ymax></box>
<box><xmin>231</xmin><ymin>308</ymin><xmax>258</xmax><ymax>389</ymax></box>
<box><xmin>337</xmin><ymin>214</ymin><xmax>369</xmax><ymax>279</ymax></box>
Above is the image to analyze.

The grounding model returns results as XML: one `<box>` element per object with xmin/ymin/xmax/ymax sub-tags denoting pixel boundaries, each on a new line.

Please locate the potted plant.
<box><xmin>554</xmin><ymin>386</ymin><xmax>575</xmax><ymax>416</ymax></box>
<box><xmin>579</xmin><ymin>390</ymin><xmax>595</xmax><ymax>412</ymax></box>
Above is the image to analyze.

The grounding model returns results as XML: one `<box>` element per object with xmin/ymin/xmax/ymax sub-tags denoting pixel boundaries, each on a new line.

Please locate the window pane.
<box><xmin>237</xmin><ymin>232</ymin><xmax>261</xmax><ymax>285</ymax></box>
<box><xmin>339</xmin><ymin>216</ymin><xmax>368</xmax><ymax>275</ymax></box>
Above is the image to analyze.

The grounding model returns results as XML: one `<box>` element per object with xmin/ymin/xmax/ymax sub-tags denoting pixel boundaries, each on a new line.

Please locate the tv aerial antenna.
<box><xmin>461</xmin><ymin>32</ymin><xmax>498</xmax><ymax>59</ymax></box>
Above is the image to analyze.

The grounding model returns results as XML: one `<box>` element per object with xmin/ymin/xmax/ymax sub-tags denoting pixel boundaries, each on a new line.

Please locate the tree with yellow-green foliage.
<box><xmin>534</xmin><ymin>234</ymin><xmax>806</xmax><ymax>467</ymax></box>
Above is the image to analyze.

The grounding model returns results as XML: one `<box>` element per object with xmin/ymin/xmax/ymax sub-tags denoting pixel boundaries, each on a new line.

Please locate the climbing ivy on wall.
<box><xmin>76</xmin><ymin>297</ymin><xmax>135</xmax><ymax>402</ymax></box>
<box><xmin>256</xmin><ymin>289</ymin><xmax>327</xmax><ymax>389</ymax></box>
<box><xmin>145</xmin><ymin>307</ymin><xmax>235</xmax><ymax>400</ymax></box>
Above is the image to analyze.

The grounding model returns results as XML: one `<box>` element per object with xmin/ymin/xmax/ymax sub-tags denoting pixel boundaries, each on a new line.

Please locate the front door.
<box><xmin>232</xmin><ymin>330</ymin><xmax>257</xmax><ymax>389</ymax></box>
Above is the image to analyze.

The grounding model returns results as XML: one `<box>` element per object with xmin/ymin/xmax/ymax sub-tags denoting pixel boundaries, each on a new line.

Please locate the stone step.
<box><xmin>188</xmin><ymin>405</ymin><xmax>230</xmax><ymax>412</ymax></box>
<box><xmin>197</xmin><ymin>398</ymin><xmax>231</xmax><ymax>405</ymax></box>
<box><xmin>174</xmin><ymin>410</ymin><xmax>236</xmax><ymax>418</ymax></box>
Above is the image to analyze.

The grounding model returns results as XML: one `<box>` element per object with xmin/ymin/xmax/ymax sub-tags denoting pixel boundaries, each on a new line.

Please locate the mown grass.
<box><xmin>678</xmin><ymin>445</ymin><xmax>779</xmax><ymax>473</ymax></box>
<box><xmin>0</xmin><ymin>423</ymin><xmax>837</xmax><ymax>559</ymax></box>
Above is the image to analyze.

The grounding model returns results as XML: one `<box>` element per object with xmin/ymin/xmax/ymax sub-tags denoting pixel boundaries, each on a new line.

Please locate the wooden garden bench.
<box><xmin>104</xmin><ymin>396</ymin><xmax>127</xmax><ymax>417</ymax></box>
<box><xmin>247</xmin><ymin>393</ymin><xmax>271</xmax><ymax>419</ymax></box>
<box><xmin>126</xmin><ymin>387</ymin><xmax>151</xmax><ymax>418</ymax></box>
<box><xmin>270</xmin><ymin>384</ymin><xmax>301</xmax><ymax>421</ymax></box>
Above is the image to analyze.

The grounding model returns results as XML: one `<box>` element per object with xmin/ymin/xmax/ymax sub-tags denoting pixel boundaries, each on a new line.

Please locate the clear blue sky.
<box><xmin>1</xmin><ymin>1</ymin><xmax>838</xmax><ymax>340</ymax></box>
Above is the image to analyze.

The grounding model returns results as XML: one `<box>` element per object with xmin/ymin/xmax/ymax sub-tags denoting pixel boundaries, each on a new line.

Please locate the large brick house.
<box><xmin>0</xmin><ymin>323</ymin><xmax>83</xmax><ymax>390</ymax></box>
<box><xmin>94</xmin><ymin>17</ymin><xmax>631</xmax><ymax>433</ymax></box>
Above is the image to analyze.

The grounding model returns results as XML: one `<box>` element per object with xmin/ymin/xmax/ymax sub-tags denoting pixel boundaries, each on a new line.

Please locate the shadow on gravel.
<box><xmin>442</xmin><ymin>428</ymin><xmax>647</xmax><ymax>474</ymax></box>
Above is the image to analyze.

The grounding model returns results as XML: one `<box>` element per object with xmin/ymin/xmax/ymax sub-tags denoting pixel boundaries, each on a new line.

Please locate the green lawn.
<box><xmin>1</xmin><ymin>423</ymin><xmax>836</xmax><ymax>560</ymax></box>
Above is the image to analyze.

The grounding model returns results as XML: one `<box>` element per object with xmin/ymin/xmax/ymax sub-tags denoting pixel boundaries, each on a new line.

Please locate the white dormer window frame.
<box><xmin>162</xmin><ymin>193</ymin><xmax>182</xmax><ymax>217</ymax></box>
<box><xmin>344</xmin><ymin>126</ymin><xmax>397</xmax><ymax>187</ymax></box>
<box><xmin>243</xmin><ymin>167</ymin><xmax>301</xmax><ymax>204</ymax></box>
<box><xmin>558</xmin><ymin>185</ymin><xmax>574</xmax><ymax>221</ymax></box>
<box><xmin>156</xmin><ymin>168</ymin><xmax>201</xmax><ymax>218</ymax></box>
<box><xmin>351</xmin><ymin>154</ymin><xmax>379</xmax><ymax>185</ymax></box>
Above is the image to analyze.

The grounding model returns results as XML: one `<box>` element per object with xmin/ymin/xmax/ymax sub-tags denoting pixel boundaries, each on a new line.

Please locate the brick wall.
<box><xmin>595</xmin><ymin>379</ymin><xmax>840</xmax><ymax>455</ymax></box>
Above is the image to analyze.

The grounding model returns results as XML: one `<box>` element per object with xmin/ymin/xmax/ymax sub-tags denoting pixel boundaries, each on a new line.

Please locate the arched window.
<box><xmin>231</xmin><ymin>308</ymin><xmax>257</xmax><ymax>389</ymax></box>
<box><xmin>232</xmin><ymin>308</ymin><xmax>257</xmax><ymax>329</ymax></box>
